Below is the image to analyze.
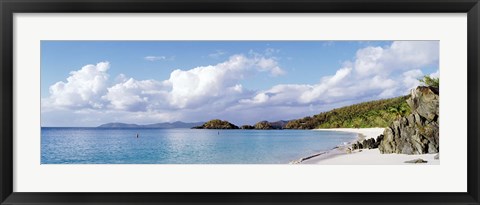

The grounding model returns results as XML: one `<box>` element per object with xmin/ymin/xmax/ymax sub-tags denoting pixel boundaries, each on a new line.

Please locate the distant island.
<box><xmin>98</xmin><ymin>121</ymin><xmax>204</xmax><ymax>129</ymax></box>
<box><xmin>192</xmin><ymin>119</ymin><xmax>239</xmax><ymax>129</ymax></box>
<box><xmin>192</xmin><ymin>119</ymin><xmax>290</xmax><ymax>130</ymax></box>
<box><xmin>191</xmin><ymin>95</ymin><xmax>412</xmax><ymax>130</ymax></box>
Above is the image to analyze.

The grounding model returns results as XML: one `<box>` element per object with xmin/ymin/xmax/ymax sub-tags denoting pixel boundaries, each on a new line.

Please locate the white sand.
<box><xmin>314</xmin><ymin>127</ymin><xmax>385</xmax><ymax>140</ymax></box>
<box><xmin>299</xmin><ymin>128</ymin><xmax>439</xmax><ymax>165</ymax></box>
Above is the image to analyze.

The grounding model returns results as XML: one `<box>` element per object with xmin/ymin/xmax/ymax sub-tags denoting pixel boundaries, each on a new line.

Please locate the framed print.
<box><xmin>1</xmin><ymin>0</ymin><xmax>479</xmax><ymax>204</ymax></box>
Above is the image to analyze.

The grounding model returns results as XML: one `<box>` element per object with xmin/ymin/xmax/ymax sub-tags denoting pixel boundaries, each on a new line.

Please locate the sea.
<box><xmin>41</xmin><ymin>128</ymin><xmax>357</xmax><ymax>164</ymax></box>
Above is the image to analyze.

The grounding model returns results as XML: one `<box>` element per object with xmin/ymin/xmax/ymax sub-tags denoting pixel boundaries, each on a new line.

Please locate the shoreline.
<box><xmin>290</xmin><ymin>128</ymin><xmax>384</xmax><ymax>164</ymax></box>
<box><xmin>293</xmin><ymin>128</ymin><xmax>439</xmax><ymax>165</ymax></box>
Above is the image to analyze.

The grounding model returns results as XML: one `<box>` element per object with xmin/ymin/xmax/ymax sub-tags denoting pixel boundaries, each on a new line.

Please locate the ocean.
<box><xmin>41</xmin><ymin>128</ymin><xmax>356</xmax><ymax>164</ymax></box>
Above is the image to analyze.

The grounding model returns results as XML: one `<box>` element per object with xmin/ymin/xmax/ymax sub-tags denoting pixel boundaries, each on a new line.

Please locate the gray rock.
<box><xmin>406</xmin><ymin>86</ymin><xmax>439</xmax><ymax>121</ymax></box>
<box><xmin>346</xmin><ymin>148</ymin><xmax>352</xmax><ymax>154</ymax></box>
<box><xmin>434</xmin><ymin>153</ymin><xmax>439</xmax><ymax>160</ymax></box>
<box><xmin>404</xmin><ymin>158</ymin><xmax>428</xmax><ymax>163</ymax></box>
<box><xmin>351</xmin><ymin>143</ymin><xmax>358</xmax><ymax>150</ymax></box>
<box><xmin>379</xmin><ymin>86</ymin><xmax>439</xmax><ymax>155</ymax></box>
<box><xmin>362</xmin><ymin>138</ymin><xmax>376</xmax><ymax>149</ymax></box>
<box><xmin>356</xmin><ymin>141</ymin><xmax>363</xmax><ymax>149</ymax></box>
<box><xmin>374</xmin><ymin>135</ymin><xmax>384</xmax><ymax>148</ymax></box>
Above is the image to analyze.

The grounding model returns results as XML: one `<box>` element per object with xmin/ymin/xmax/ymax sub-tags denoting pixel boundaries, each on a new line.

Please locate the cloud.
<box><xmin>353</xmin><ymin>41</ymin><xmax>439</xmax><ymax>76</ymax></box>
<box><xmin>102</xmin><ymin>78</ymin><xmax>170</xmax><ymax>111</ymax></box>
<box><xmin>165</xmin><ymin>54</ymin><xmax>283</xmax><ymax>108</ymax></box>
<box><xmin>238</xmin><ymin>41</ymin><xmax>438</xmax><ymax>109</ymax></box>
<box><xmin>322</xmin><ymin>41</ymin><xmax>335</xmax><ymax>47</ymax></box>
<box><xmin>430</xmin><ymin>69</ymin><xmax>440</xmax><ymax>78</ymax></box>
<box><xmin>44</xmin><ymin>61</ymin><xmax>110</xmax><ymax>109</ymax></box>
<box><xmin>402</xmin><ymin>69</ymin><xmax>424</xmax><ymax>93</ymax></box>
<box><xmin>44</xmin><ymin>54</ymin><xmax>285</xmax><ymax>114</ymax></box>
<box><xmin>42</xmin><ymin>41</ymin><xmax>439</xmax><ymax>126</ymax></box>
<box><xmin>208</xmin><ymin>50</ymin><xmax>227</xmax><ymax>58</ymax></box>
<box><xmin>264</xmin><ymin>48</ymin><xmax>280</xmax><ymax>56</ymax></box>
<box><xmin>144</xmin><ymin>56</ymin><xmax>174</xmax><ymax>61</ymax></box>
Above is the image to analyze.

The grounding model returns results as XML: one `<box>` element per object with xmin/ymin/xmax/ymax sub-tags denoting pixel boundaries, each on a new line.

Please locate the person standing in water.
<box><xmin>136</xmin><ymin>133</ymin><xmax>139</xmax><ymax>138</ymax></box>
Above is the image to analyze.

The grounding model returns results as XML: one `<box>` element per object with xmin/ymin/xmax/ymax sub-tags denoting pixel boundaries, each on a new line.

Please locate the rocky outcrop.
<box><xmin>404</xmin><ymin>158</ymin><xmax>428</xmax><ymax>163</ymax></box>
<box><xmin>351</xmin><ymin>134</ymin><xmax>384</xmax><ymax>151</ymax></box>
<box><xmin>379</xmin><ymin>86</ymin><xmax>439</xmax><ymax>154</ymax></box>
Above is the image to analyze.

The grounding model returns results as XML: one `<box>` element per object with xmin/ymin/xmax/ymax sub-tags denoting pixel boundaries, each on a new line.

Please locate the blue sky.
<box><xmin>41</xmin><ymin>41</ymin><xmax>439</xmax><ymax>127</ymax></box>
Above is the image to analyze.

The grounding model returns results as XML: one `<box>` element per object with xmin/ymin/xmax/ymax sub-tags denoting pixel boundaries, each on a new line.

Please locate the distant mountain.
<box><xmin>98</xmin><ymin>121</ymin><xmax>204</xmax><ymax>129</ymax></box>
<box><xmin>269</xmin><ymin>120</ymin><xmax>290</xmax><ymax>129</ymax></box>
<box><xmin>98</xmin><ymin>123</ymin><xmax>141</xmax><ymax>128</ymax></box>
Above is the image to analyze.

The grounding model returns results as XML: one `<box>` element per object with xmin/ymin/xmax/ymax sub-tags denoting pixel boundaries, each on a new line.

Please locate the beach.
<box><xmin>298</xmin><ymin>128</ymin><xmax>439</xmax><ymax>165</ymax></box>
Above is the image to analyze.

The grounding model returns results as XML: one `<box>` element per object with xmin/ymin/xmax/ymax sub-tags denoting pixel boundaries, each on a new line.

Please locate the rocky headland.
<box><xmin>193</xmin><ymin>120</ymin><xmax>289</xmax><ymax>130</ymax></box>
<box><xmin>378</xmin><ymin>86</ymin><xmax>439</xmax><ymax>154</ymax></box>
<box><xmin>302</xmin><ymin>85</ymin><xmax>440</xmax><ymax>164</ymax></box>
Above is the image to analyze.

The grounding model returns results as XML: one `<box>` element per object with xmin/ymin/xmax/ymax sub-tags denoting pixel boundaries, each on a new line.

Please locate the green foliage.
<box><xmin>193</xmin><ymin>119</ymin><xmax>239</xmax><ymax>129</ymax></box>
<box><xmin>285</xmin><ymin>96</ymin><xmax>411</xmax><ymax>129</ymax></box>
<box><xmin>254</xmin><ymin>121</ymin><xmax>273</xmax><ymax>129</ymax></box>
<box><xmin>240</xmin><ymin>125</ymin><xmax>255</xmax><ymax>129</ymax></box>
<box><xmin>419</xmin><ymin>75</ymin><xmax>439</xmax><ymax>88</ymax></box>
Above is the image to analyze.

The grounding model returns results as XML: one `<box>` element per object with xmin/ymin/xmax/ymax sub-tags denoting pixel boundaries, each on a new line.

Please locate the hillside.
<box><xmin>379</xmin><ymin>86</ymin><xmax>439</xmax><ymax>154</ymax></box>
<box><xmin>253</xmin><ymin>120</ymin><xmax>289</xmax><ymax>129</ymax></box>
<box><xmin>285</xmin><ymin>96</ymin><xmax>411</xmax><ymax>129</ymax></box>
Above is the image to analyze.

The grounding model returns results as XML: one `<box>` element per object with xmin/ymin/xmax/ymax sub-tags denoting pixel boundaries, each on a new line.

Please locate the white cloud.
<box><xmin>264</xmin><ymin>48</ymin><xmax>280</xmax><ymax>56</ymax></box>
<box><xmin>208</xmin><ymin>50</ymin><xmax>227</xmax><ymax>58</ymax></box>
<box><xmin>299</xmin><ymin>67</ymin><xmax>352</xmax><ymax>103</ymax></box>
<box><xmin>102</xmin><ymin>78</ymin><xmax>170</xmax><ymax>111</ymax></box>
<box><xmin>166</xmin><ymin>54</ymin><xmax>284</xmax><ymax>108</ymax></box>
<box><xmin>42</xmin><ymin>41</ymin><xmax>439</xmax><ymax>126</ymax></box>
<box><xmin>238</xmin><ymin>41</ymin><xmax>438</xmax><ymax>108</ymax></box>
<box><xmin>43</xmin><ymin>54</ymin><xmax>285</xmax><ymax>114</ymax></box>
<box><xmin>354</xmin><ymin>46</ymin><xmax>384</xmax><ymax>75</ymax></box>
<box><xmin>257</xmin><ymin>57</ymin><xmax>285</xmax><ymax>76</ymax></box>
<box><xmin>430</xmin><ymin>69</ymin><xmax>440</xmax><ymax>78</ymax></box>
<box><xmin>402</xmin><ymin>69</ymin><xmax>424</xmax><ymax>92</ymax></box>
<box><xmin>354</xmin><ymin>41</ymin><xmax>439</xmax><ymax>76</ymax></box>
<box><xmin>322</xmin><ymin>41</ymin><xmax>335</xmax><ymax>47</ymax></box>
<box><xmin>144</xmin><ymin>56</ymin><xmax>174</xmax><ymax>61</ymax></box>
<box><xmin>44</xmin><ymin>61</ymin><xmax>110</xmax><ymax>109</ymax></box>
<box><xmin>387</xmin><ymin>41</ymin><xmax>439</xmax><ymax>67</ymax></box>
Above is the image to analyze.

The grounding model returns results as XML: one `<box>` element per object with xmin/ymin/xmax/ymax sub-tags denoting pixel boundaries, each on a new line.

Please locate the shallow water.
<box><xmin>41</xmin><ymin>128</ymin><xmax>356</xmax><ymax>164</ymax></box>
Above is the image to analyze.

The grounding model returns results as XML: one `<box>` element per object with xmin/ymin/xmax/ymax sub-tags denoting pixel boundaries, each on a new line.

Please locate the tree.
<box><xmin>254</xmin><ymin>121</ymin><xmax>273</xmax><ymax>129</ymax></box>
<box><xmin>419</xmin><ymin>75</ymin><xmax>439</xmax><ymax>89</ymax></box>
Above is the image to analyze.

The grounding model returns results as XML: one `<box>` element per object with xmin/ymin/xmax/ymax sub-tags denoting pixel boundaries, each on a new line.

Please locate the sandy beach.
<box><xmin>298</xmin><ymin>128</ymin><xmax>439</xmax><ymax>165</ymax></box>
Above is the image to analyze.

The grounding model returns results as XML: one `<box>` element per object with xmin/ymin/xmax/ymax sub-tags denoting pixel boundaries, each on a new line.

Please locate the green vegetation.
<box><xmin>194</xmin><ymin>78</ymin><xmax>438</xmax><ymax>130</ymax></box>
<box><xmin>285</xmin><ymin>96</ymin><xmax>411</xmax><ymax>129</ymax></box>
<box><xmin>419</xmin><ymin>76</ymin><xmax>439</xmax><ymax>89</ymax></box>
<box><xmin>192</xmin><ymin>119</ymin><xmax>239</xmax><ymax>129</ymax></box>
<box><xmin>254</xmin><ymin>121</ymin><xmax>273</xmax><ymax>129</ymax></box>
<box><xmin>240</xmin><ymin>125</ymin><xmax>255</xmax><ymax>129</ymax></box>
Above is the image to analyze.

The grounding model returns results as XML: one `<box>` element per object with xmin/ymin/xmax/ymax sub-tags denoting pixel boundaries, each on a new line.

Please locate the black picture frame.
<box><xmin>1</xmin><ymin>0</ymin><xmax>479</xmax><ymax>204</ymax></box>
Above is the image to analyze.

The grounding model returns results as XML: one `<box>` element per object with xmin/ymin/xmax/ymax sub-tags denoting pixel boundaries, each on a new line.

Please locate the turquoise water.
<box><xmin>41</xmin><ymin>128</ymin><xmax>356</xmax><ymax>164</ymax></box>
